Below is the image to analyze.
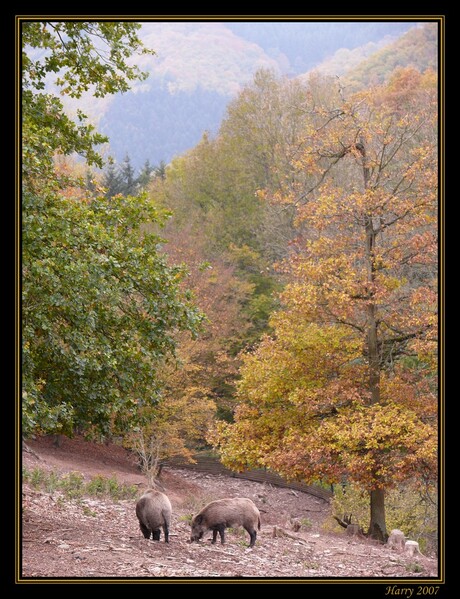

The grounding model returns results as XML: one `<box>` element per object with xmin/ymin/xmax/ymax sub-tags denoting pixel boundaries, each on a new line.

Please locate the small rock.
<box><xmin>58</xmin><ymin>543</ymin><xmax>70</xmax><ymax>549</ymax></box>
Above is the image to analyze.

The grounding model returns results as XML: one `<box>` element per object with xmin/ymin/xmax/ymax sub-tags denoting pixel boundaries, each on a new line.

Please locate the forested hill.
<box><xmin>22</xmin><ymin>20</ymin><xmax>439</xmax><ymax>559</ymax></box>
<box><xmin>341</xmin><ymin>22</ymin><xmax>438</xmax><ymax>89</ymax></box>
<box><xmin>96</xmin><ymin>21</ymin><xmax>418</xmax><ymax>167</ymax></box>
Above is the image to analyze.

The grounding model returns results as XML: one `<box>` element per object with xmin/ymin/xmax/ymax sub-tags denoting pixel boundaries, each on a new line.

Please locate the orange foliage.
<box><xmin>212</xmin><ymin>70</ymin><xmax>438</xmax><ymax>494</ymax></box>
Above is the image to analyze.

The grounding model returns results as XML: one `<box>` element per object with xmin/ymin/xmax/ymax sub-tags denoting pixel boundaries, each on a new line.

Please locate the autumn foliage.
<box><xmin>211</xmin><ymin>68</ymin><xmax>438</xmax><ymax>539</ymax></box>
<box><xmin>22</xmin><ymin>19</ymin><xmax>439</xmax><ymax>542</ymax></box>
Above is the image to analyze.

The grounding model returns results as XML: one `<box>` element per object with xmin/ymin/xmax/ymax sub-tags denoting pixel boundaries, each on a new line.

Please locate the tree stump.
<box><xmin>405</xmin><ymin>540</ymin><xmax>423</xmax><ymax>557</ymax></box>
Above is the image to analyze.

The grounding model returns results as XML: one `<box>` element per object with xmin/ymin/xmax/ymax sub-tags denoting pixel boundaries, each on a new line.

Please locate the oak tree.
<box><xmin>212</xmin><ymin>68</ymin><xmax>438</xmax><ymax>540</ymax></box>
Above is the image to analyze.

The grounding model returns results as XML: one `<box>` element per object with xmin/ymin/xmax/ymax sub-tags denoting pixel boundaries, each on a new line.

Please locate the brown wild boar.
<box><xmin>190</xmin><ymin>497</ymin><xmax>261</xmax><ymax>548</ymax></box>
<box><xmin>136</xmin><ymin>489</ymin><xmax>172</xmax><ymax>543</ymax></box>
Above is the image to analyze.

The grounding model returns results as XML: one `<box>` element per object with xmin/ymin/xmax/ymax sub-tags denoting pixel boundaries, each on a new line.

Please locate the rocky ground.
<box><xmin>21</xmin><ymin>436</ymin><xmax>438</xmax><ymax>580</ymax></box>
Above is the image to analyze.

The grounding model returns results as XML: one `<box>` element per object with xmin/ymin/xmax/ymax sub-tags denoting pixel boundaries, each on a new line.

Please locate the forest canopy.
<box><xmin>20</xmin><ymin>20</ymin><xmax>439</xmax><ymax>542</ymax></box>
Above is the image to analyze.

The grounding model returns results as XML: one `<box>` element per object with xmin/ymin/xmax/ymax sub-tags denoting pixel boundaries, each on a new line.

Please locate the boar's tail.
<box><xmin>258</xmin><ymin>516</ymin><xmax>261</xmax><ymax>530</ymax></box>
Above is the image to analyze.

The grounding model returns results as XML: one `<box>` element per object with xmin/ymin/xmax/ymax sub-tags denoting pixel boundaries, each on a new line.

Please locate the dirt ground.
<box><xmin>21</xmin><ymin>436</ymin><xmax>438</xmax><ymax>580</ymax></box>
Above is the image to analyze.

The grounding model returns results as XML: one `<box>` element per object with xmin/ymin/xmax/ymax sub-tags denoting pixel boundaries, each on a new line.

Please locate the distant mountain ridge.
<box><xmin>342</xmin><ymin>23</ymin><xmax>437</xmax><ymax>89</ymax></box>
<box><xmin>79</xmin><ymin>21</ymin><xmax>430</xmax><ymax>168</ymax></box>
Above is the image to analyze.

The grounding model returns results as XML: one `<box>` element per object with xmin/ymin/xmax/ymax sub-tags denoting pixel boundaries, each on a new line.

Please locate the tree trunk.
<box><xmin>368</xmin><ymin>488</ymin><xmax>387</xmax><ymax>541</ymax></box>
<box><xmin>360</xmin><ymin>141</ymin><xmax>388</xmax><ymax>542</ymax></box>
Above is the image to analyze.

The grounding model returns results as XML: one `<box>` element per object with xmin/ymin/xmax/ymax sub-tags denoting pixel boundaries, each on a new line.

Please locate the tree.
<box><xmin>211</xmin><ymin>68</ymin><xmax>438</xmax><ymax>541</ymax></box>
<box><xmin>160</xmin><ymin>225</ymin><xmax>252</xmax><ymax>422</ymax></box>
<box><xmin>153</xmin><ymin>160</ymin><xmax>167</xmax><ymax>181</ymax></box>
<box><xmin>22</xmin><ymin>21</ymin><xmax>153</xmax><ymax>192</ymax></box>
<box><xmin>124</xmin><ymin>390</ymin><xmax>215</xmax><ymax>486</ymax></box>
<box><xmin>22</xmin><ymin>191</ymin><xmax>203</xmax><ymax>436</ymax></box>
<box><xmin>119</xmin><ymin>154</ymin><xmax>137</xmax><ymax>196</ymax></box>
<box><xmin>136</xmin><ymin>159</ymin><xmax>155</xmax><ymax>190</ymax></box>
<box><xmin>148</xmin><ymin>71</ymin><xmax>312</xmax><ymax>345</ymax></box>
<box><xmin>101</xmin><ymin>163</ymin><xmax>124</xmax><ymax>198</ymax></box>
<box><xmin>21</xmin><ymin>23</ymin><xmax>205</xmax><ymax>437</ymax></box>
<box><xmin>122</xmin><ymin>223</ymin><xmax>251</xmax><ymax>479</ymax></box>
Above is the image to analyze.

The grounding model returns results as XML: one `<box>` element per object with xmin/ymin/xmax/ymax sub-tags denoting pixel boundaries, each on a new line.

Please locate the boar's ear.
<box><xmin>195</xmin><ymin>515</ymin><xmax>203</xmax><ymax>525</ymax></box>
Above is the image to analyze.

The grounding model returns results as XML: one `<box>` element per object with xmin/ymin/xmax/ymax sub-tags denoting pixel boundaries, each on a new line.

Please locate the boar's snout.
<box><xmin>190</xmin><ymin>530</ymin><xmax>204</xmax><ymax>543</ymax></box>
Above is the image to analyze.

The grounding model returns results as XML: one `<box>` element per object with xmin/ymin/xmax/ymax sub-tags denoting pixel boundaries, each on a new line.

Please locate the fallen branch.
<box><xmin>333</xmin><ymin>514</ymin><xmax>353</xmax><ymax>529</ymax></box>
<box><xmin>272</xmin><ymin>526</ymin><xmax>309</xmax><ymax>546</ymax></box>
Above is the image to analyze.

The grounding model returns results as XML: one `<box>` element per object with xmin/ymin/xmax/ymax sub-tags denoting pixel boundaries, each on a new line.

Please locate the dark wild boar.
<box><xmin>136</xmin><ymin>489</ymin><xmax>172</xmax><ymax>543</ymax></box>
<box><xmin>190</xmin><ymin>497</ymin><xmax>261</xmax><ymax>548</ymax></box>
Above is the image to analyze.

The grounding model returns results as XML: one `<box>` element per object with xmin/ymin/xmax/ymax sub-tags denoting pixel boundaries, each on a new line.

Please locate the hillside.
<box><xmin>63</xmin><ymin>21</ymin><xmax>419</xmax><ymax>167</ymax></box>
<box><xmin>21</xmin><ymin>437</ymin><xmax>438</xmax><ymax>579</ymax></box>
<box><xmin>343</xmin><ymin>23</ymin><xmax>438</xmax><ymax>89</ymax></box>
<box><xmin>299</xmin><ymin>35</ymin><xmax>398</xmax><ymax>79</ymax></box>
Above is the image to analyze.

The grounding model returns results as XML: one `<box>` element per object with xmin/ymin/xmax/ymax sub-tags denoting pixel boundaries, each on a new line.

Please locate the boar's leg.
<box><xmin>139</xmin><ymin>522</ymin><xmax>151</xmax><ymax>539</ymax></box>
<box><xmin>217</xmin><ymin>524</ymin><xmax>226</xmax><ymax>545</ymax></box>
<box><xmin>152</xmin><ymin>529</ymin><xmax>161</xmax><ymax>541</ymax></box>
<box><xmin>163</xmin><ymin>522</ymin><xmax>169</xmax><ymax>543</ymax></box>
<box><xmin>211</xmin><ymin>524</ymin><xmax>226</xmax><ymax>544</ymax></box>
<box><xmin>247</xmin><ymin>528</ymin><xmax>257</xmax><ymax>548</ymax></box>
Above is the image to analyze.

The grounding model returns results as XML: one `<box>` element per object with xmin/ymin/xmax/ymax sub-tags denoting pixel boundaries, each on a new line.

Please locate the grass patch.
<box><xmin>82</xmin><ymin>505</ymin><xmax>97</xmax><ymax>517</ymax></box>
<box><xmin>29</xmin><ymin>467</ymin><xmax>47</xmax><ymax>489</ymax></box>
<box><xmin>60</xmin><ymin>471</ymin><xmax>85</xmax><ymax>499</ymax></box>
<box><xmin>179</xmin><ymin>513</ymin><xmax>193</xmax><ymax>525</ymax></box>
<box><xmin>44</xmin><ymin>470</ymin><xmax>61</xmax><ymax>493</ymax></box>
<box><xmin>22</xmin><ymin>466</ymin><xmax>138</xmax><ymax>501</ymax></box>
<box><xmin>228</xmin><ymin>526</ymin><xmax>246</xmax><ymax>538</ymax></box>
<box><xmin>406</xmin><ymin>562</ymin><xmax>423</xmax><ymax>574</ymax></box>
<box><xmin>86</xmin><ymin>475</ymin><xmax>108</xmax><ymax>497</ymax></box>
<box><xmin>300</xmin><ymin>517</ymin><xmax>313</xmax><ymax>530</ymax></box>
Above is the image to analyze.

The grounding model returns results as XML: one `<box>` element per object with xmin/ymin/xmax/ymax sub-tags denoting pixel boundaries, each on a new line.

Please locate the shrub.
<box><xmin>22</xmin><ymin>467</ymin><xmax>137</xmax><ymax>501</ymax></box>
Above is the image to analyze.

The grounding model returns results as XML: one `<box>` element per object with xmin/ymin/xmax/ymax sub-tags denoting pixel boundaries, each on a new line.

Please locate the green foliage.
<box><xmin>59</xmin><ymin>471</ymin><xmax>85</xmax><ymax>499</ymax></box>
<box><xmin>44</xmin><ymin>470</ymin><xmax>61</xmax><ymax>493</ymax></box>
<box><xmin>406</xmin><ymin>562</ymin><xmax>423</xmax><ymax>574</ymax></box>
<box><xmin>300</xmin><ymin>518</ymin><xmax>313</xmax><ymax>530</ymax></box>
<box><xmin>22</xmin><ymin>22</ymin><xmax>152</xmax><ymax>98</ymax></box>
<box><xmin>101</xmin><ymin>163</ymin><xmax>125</xmax><ymax>198</ymax></box>
<box><xmin>22</xmin><ymin>467</ymin><xmax>138</xmax><ymax>501</ymax></box>
<box><xmin>100</xmin><ymin>155</ymin><xmax>163</xmax><ymax>198</ymax></box>
<box><xmin>179</xmin><ymin>513</ymin><xmax>193</xmax><ymax>525</ymax></box>
<box><xmin>22</xmin><ymin>190</ymin><xmax>203</xmax><ymax>436</ymax></box>
<box><xmin>28</xmin><ymin>467</ymin><xmax>47</xmax><ymax>489</ymax></box>
<box><xmin>22</xmin><ymin>21</ymin><xmax>154</xmax><ymax>188</ymax></box>
<box><xmin>85</xmin><ymin>474</ymin><xmax>137</xmax><ymax>499</ymax></box>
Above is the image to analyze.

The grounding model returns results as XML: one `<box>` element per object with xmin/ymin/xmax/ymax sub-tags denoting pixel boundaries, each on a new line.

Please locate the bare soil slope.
<box><xmin>21</xmin><ymin>436</ymin><xmax>438</xmax><ymax>579</ymax></box>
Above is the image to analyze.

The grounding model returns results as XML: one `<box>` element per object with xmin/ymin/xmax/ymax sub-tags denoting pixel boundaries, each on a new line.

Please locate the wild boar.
<box><xmin>190</xmin><ymin>497</ymin><xmax>261</xmax><ymax>548</ymax></box>
<box><xmin>136</xmin><ymin>488</ymin><xmax>172</xmax><ymax>543</ymax></box>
